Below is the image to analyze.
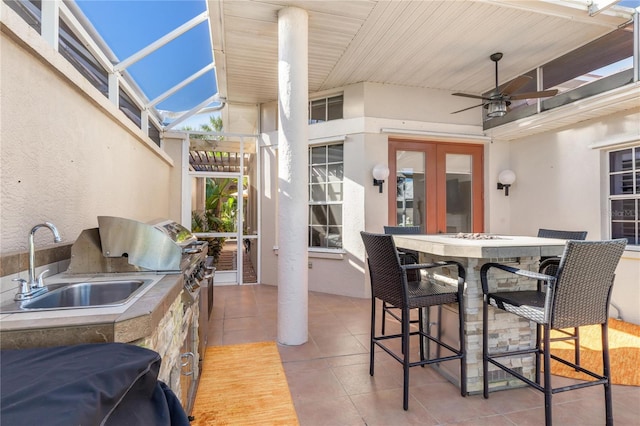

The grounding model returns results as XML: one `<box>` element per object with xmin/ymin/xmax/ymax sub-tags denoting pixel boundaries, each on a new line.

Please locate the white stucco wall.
<box><xmin>223</xmin><ymin>103</ymin><xmax>259</xmax><ymax>135</ymax></box>
<box><xmin>484</xmin><ymin>139</ymin><xmax>513</xmax><ymax>234</ymax></box>
<box><xmin>1</xmin><ymin>11</ymin><xmax>174</xmax><ymax>253</ymax></box>
<box><xmin>363</xmin><ymin>82</ymin><xmax>483</xmax><ymax>125</ymax></box>
<box><xmin>504</xmin><ymin>109</ymin><xmax>640</xmax><ymax>324</ymax></box>
<box><xmin>257</xmin><ymin>82</ymin><xmax>486</xmax><ymax>298</ymax></box>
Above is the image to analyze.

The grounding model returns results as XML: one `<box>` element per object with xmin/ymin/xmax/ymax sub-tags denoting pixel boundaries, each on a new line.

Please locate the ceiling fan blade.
<box><xmin>509</xmin><ymin>89</ymin><xmax>559</xmax><ymax>100</ymax></box>
<box><xmin>451</xmin><ymin>103</ymin><xmax>485</xmax><ymax>114</ymax></box>
<box><xmin>452</xmin><ymin>93</ymin><xmax>492</xmax><ymax>101</ymax></box>
<box><xmin>498</xmin><ymin>75</ymin><xmax>532</xmax><ymax>96</ymax></box>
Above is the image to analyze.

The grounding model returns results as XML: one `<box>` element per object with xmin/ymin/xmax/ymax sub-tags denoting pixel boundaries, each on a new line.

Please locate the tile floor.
<box><xmin>206</xmin><ymin>284</ymin><xmax>640</xmax><ymax>425</ymax></box>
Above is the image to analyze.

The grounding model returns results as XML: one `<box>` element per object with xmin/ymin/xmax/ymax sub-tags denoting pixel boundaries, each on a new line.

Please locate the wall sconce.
<box><xmin>372</xmin><ymin>164</ymin><xmax>390</xmax><ymax>193</ymax></box>
<box><xmin>497</xmin><ymin>169</ymin><xmax>516</xmax><ymax>196</ymax></box>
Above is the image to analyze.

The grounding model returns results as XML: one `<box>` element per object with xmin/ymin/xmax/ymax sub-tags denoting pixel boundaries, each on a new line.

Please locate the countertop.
<box><xmin>0</xmin><ymin>271</ymin><xmax>184</xmax><ymax>350</ymax></box>
<box><xmin>392</xmin><ymin>234</ymin><xmax>567</xmax><ymax>259</ymax></box>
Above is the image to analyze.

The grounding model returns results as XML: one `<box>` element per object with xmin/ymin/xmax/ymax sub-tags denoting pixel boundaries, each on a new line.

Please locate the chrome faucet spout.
<box><xmin>28</xmin><ymin>222</ymin><xmax>62</xmax><ymax>289</ymax></box>
<box><xmin>15</xmin><ymin>222</ymin><xmax>62</xmax><ymax>301</ymax></box>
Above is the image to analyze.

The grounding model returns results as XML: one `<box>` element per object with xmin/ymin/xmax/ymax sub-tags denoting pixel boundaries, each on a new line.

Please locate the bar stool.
<box><xmin>537</xmin><ymin>228</ymin><xmax>588</xmax><ymax>367</ymax></box>
<box><xmin>481</xmin><ymin>239</ymin><xmax>626</xmax><ymax>425</ymax></box>
<box><xmin>361</xmin><ymin>231</ymin><xmax>467</xmax><ymax>410</ymax></box>
<box><xmin>382</xmin><ymin>226</ymin><xmax>421</xmax><ymax>335</ymax></box>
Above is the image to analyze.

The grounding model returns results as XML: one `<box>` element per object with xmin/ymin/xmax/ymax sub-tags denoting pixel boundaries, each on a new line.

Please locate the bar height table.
<box><xmin>392</xmin><ymin>234</ymin><xmax>566</xmax><ymax>394</ymax></box>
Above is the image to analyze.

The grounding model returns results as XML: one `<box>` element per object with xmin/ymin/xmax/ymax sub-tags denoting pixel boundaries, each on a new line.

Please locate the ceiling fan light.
<box><xmin>487</xmin><ymin>101</ymin><xmax>507</xmax><ymax>118</ymax></box>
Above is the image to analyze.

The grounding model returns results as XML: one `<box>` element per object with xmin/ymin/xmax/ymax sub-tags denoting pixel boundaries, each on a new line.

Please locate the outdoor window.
<box><xmin>309</xmin><ymin>144</ymin><xmax>343</xmax><ymax>248</ymax></box>
<box><xmin>4</xmin><ymin>0</ymin><xmax>41</xmax><ymax>35</ymax></box>
<box><xmin>309</xmin><ymin>95</ymin><xmax>343</xmax><ymax>124</ymax></box>
<box><xmin>148</xmin><ymin>122</ymin><xmax>161</xmax><ymax>147</ymax></box>
<box><xmin>609</xmin><ymin>146</ymin><xmax>640</xmax><ymax>246</ymax></box>
<box><xmin>59</xmin><ymin>18</ymin><xmax>109</xmax><ymax>98</ymax></box>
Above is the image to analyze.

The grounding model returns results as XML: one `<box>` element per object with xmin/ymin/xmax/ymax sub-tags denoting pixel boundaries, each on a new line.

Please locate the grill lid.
<box><xmin>97</xmin><ymin>216</ymin><xmax>197</xmax><ymax>271</ymax></box>
<box><xmin>146</xmin><ymin>219</ymin><xmax>198</xmax><ymax>247</ymax></box>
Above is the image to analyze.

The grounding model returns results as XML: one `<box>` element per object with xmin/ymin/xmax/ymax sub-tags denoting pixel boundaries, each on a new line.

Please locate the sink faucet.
<box><xmin>13</xmin><ymin>222</ymin><xmax>62</xmax><ymax>301</ymax></box>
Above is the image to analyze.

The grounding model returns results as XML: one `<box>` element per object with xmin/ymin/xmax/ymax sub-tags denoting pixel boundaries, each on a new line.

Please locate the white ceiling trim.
<box><xmin>380</xmin><ymin>128</ymin><xmax>492</xmax><ymax>142</ymax></box>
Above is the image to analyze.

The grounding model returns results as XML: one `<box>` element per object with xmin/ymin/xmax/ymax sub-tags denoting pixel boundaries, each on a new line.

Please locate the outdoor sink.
<box><xmin>17</xmin><ymin>279</ymin><xmax>153</xmax><ymax>311</ymax></box>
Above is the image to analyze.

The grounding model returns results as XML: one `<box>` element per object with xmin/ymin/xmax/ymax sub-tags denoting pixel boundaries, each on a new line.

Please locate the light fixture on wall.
<box><xmin>486</xmin><ymin>100</ymin><xmax>508</xmax><ymax>118</ymax></box>
<box><xmin>372</xmin><ymin>164</ymin><xmax>390</xmax><ymax>193</ymax></box>
<box><xmin>497</xmin><ymin>169</ymin><xmax>516</xmax><ymax>196</ymax></box>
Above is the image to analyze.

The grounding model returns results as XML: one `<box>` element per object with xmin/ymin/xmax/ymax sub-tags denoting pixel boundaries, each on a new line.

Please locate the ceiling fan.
<box><xmin>451</xmin><ymin>52</ymin><xmax>558</xmax><ymax>118</ymax></box>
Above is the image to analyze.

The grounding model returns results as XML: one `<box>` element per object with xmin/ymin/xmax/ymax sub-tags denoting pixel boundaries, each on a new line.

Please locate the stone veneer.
<box><xmin>420</xmin><ymin>253</ymin><xmax>539</xmax><ymax>394</ymax></box>
<box><xmin>134</xmin><ymin>292</ymin><xmax>201</xmax><ymax>406</ymax></box>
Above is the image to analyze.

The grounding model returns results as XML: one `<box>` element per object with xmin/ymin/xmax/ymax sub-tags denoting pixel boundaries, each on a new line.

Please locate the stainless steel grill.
<box><xmin>67</xmin><ymin>216</ymin><xmax>211</xmax><ymax>317</ymax></box>
<box><xmin>68</xmin><ymin>216</ymin><xmax>207</xmax><ymax>273</ymax></box>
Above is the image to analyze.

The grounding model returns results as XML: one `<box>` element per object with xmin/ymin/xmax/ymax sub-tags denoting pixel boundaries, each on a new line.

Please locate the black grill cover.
<box><xmin>0</xmin><ymin>342</ymin><xmax>190</xmax><ymax>426</ymax></box>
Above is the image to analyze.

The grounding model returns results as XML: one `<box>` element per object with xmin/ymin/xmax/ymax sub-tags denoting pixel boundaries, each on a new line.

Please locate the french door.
<box><xmin>388</xmin><ymin>140</ymin><xmax>484</xmax><ymax>234</ymax></box>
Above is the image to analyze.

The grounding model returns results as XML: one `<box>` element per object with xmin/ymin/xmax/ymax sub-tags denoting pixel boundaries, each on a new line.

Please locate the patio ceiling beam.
<box><xmin>163</xmin><ymin>94</ymin><xmax>226</xmax><ymax>130</ymax></box>
<box><xmin>207</xmin><ymin>0</ymin><xmax>228</xmax><ymax>99</ymax></box>
<box><xmin>115</xmin><ymin>10</ymin><xmax>209</xmax><ymax>72</ymax></box>
<box><xmin>148</xmin><ymin>63</ymin><xmax>216</xmax><ymax>108</ymax></box>
<box><xmin>188</xmin><ymin>138</ymin><xmax>256</xmax><ymax>152</ymax></box>
<box><xmin>589</xmin><ymin>0</ymin><xmax>620</xmax><ymax>16</ymax></box>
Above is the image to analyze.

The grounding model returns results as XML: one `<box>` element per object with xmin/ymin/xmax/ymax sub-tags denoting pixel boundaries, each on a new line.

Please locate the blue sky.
<box><xmin>619</xmin><ymin>0</ymin><xmax>640</xmax><ymax>8</ymax></box>
<box><xmin>76</xmin><ymin>0</ymin><xmax>218</xmax><ymax>127</ymax></box>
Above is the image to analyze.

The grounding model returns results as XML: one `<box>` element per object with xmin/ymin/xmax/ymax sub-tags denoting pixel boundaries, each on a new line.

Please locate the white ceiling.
<box><xmin>207</xmin><ymin>0</ymin><xmax>634</xmax><ymax>108</ymax></box>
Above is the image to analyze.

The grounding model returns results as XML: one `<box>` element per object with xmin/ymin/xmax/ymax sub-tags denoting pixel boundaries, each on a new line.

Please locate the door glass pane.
<box><xmin>191</xmin><ymin>177</ymin><xmax>239</xmax><ymax>233</ymax></box>
<box><xmin>396</xmin><ymin>151</ymin><xmax>425</xmax><ymax>229</ymax></box>
<box><xmin>191</xmin><ymin>177</ymin><xmax>240</xmax><ymax>273</ymax></box>
<box><xmin>241</xmin><ymin>236</ymin><xmax>258</xmax><ymax>284</ymax></box>
<box><xmin>445</xmin><ymin>154</ymin><xmax>472</xmax><ymax>233</ymax></box>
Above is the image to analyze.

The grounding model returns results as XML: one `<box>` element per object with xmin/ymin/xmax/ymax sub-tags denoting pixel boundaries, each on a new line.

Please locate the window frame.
<box><xmin>308</xmin><ymin>143</ymin><xmax>344</xmax><ymax>250</ymax></box>
<box><xmin>608</xmin><ymin>145</ymin><xmax>639</xmax><ymax>248</ymax></box>
<box><xmin>308</xmin><ymin>94</ymin><xmax>344</xmax><ymax>124</ymax></box>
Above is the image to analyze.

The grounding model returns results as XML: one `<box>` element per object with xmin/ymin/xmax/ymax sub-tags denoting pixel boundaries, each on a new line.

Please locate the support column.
<box><xmin>277</xmin><ymin>7</ymin><xmax>308</xmax><ymax>345</ymax></box>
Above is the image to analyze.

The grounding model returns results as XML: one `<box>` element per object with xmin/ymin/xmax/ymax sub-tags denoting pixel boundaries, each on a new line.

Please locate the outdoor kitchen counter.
<box><xmin>392</xmin><ymin>234</ymin><xmax>567</xmax><ymax>394</ymax></box>
<box><xmin>392</xmin><ymin>233</ymin><xmax>566</xmax><ymax>259</ymax></box>
<box><xmin>0</xmin><ymin>272</ymin><xmax>183</xmax><ymax>350</ymax></box>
